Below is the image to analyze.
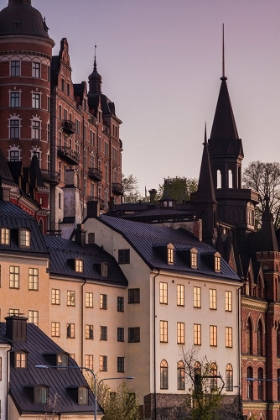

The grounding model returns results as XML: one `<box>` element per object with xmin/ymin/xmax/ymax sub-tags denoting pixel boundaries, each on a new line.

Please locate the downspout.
<box><xmin>6</xmin><ymin>344</ymin><xmax>12</xmax><ymax>420</ymax></box>
<box><xmin>81</xmin><ymin>279</ymin><xmax>86</xmax><ymax>366</ymax></box>
<box><xmin>237</xmin><ymin>285</ymin><xmax>243</xmax><ymax>417</ymax></box>
<box><xmin>153</xmin><ymin>269</ymin><xmax>160</xmax><ymax>419</ymax></box>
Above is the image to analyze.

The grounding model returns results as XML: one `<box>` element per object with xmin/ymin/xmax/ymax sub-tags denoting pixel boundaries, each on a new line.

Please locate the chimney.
<box><xmin>5</xmin><ymin>315</ymin><xmax>28</xmax><ymax>342</ymax></box>
<box><xmin>149</xmin><ymin>189</ymin><xmax>157</xmax><ymax>205</ymax></box>
<box><xmin>0</xmin><ymin>187</ymin><xmax>10</xmax><ymax>202</ymax></box>
<box><xmin>87</xmin><ymin>200</ymin><xmax>100</xmax><ymax>218</ymax></box>
<box><xmin>76</xmin><ymin>223</ymin><xmax>86</xmax><ymax>247</ymax></box>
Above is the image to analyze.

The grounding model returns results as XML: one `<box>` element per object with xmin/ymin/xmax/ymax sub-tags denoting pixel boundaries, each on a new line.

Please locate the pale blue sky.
<box><xmin>4</xmin><ymin>0</ymin><xmax>280</xmax><ymax>194</ymax></box>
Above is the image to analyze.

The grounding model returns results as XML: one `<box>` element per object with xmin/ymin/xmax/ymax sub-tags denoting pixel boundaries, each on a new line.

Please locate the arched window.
<box><xmin>257</xmin><ymin>321</ymin><xmax>263</xmax><ymax>356</ymax></box>
<box><xmin>217</xmin><ymin>170</ymin><xmax>222</xmax><ymax>189</ymax></box>
<box><xmin>210</xmin><ymin>362</ymin><xmax>218</xmax><ymax>390</ymax></box>
<box><xmin>31</xmin><ymin>147</ymin><xmax>42</xmax><ymax>166</ymax></box>
<box><xmin>228</xmin><ymin>169</ymin><xmax>233</xmax><ymax>188</ymax></box>
<box><xmin>247</xmin><ymin>367</ymin><xmax>253</xmax><ymax>400</ymax></box>
<box><xmin>225</xmin><ymin>363</ymin><xmax>233</xmax><ymax>391</ymax></box>
<box><xmin>177</xmin><ymin>361</ymin><xmax>185</xmax><ymax>390</ymax></box>
<box><xmin>194</xmin><ymin>361</ymin><xmax>202</xmax><ymax>395</ymax></box>
<box><xmin>246</xmin><ymin>318</ymin><xmax>253</xmax><ymax>355</ymax></box>
<box><xmin>258</xmin><ymin>368</ymin><xmax>263</xmax><ymax>400</ymax></box>
<box><xmin>160</xmin><ymin>360</ymin><xmax>168</xmax><ymax>389</ymax></box>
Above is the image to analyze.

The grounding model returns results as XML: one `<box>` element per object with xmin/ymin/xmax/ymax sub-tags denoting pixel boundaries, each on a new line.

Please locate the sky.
<box><xmin>3</xmin><ymin>0</ymin><xmax>280</xmax><ymax>195</ymax></box>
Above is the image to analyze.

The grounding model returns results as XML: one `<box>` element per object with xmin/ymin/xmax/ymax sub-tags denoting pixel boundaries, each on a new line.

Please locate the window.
<box><xmin>225</xmin><ymin>291</ymin><xmax>232</xmax><ymax>311</ymax></box>
<box><xmin>209</xmin><ymin>289</ymin><xmax>217</xmax><ymax>309</ymax></box>
<box><xmin>118</xmin><ymin>249</ymin><xmax>130</xmax><ymax>264</ymax></box>
<box><xmin>247</xmin><ymin>367</ymin><xmax>253</xmax><ymax>399</ymax></box>
<box><xmin>61</xmin><ymin>78</ymin><xmax>65</xmax><ymax>92</ymax></box>
<box><xmin>66</xmin><ymin>323</ymin><xmax>75</xmax><ymax>338</ymax></box>
<box><xmin>194</xmin><ymin>324</ymin><xmax>201</xmax><ymax>345</ymax></box>
<box><xmin>0</xmin><ymin>228</ymin><xmax>10</xmax><ymax>245</ymax></box>
<box><xmin>100</xmin><ymin>326</ymin><xmax>107</xmax><ymax>341</ymax></box>
<box><xmin>52</xmin><ymin>289</ymin><xmax>60</xmax><ymax>305</ymax></box>
<box><xmin>100</xmin><ymin>294</ymin><xmax>107</xmax><ymax>309</ymax></box>
<box><xmin>246</xmin><ymin>318</ymin><xmax>253</xmax><ymax>355</ymax></box>
<box><xmin>10</xmin><ymin>118</ymin><xmax>20</xmax><ymax>139</ymax></box>
<box><xmin>9</xmin><ymin>266</ymin><xmax>19</xmax><ymax>289</ymax></box>
<box><xmin>177</xmin><ymin>284</ymin><xmax>185</xmax><ymax>306</ymax></box>
<box><xmin>51</xmin><ymin>322</ymin><xmax>60</xmax><ymax>337</ymax></box>
<box><xmin>9</xmin><ymin>147</ymin><xmax>20</xmax><ymax>161</ymax></box>
<box><xmin>75</xmin><ymin>259</ymin><xmax>83</xmax><ymax>273</ymax></box>
<box><xmin>100</xmin><ymin>355</ymin><xmax>107</xmax><ymax>372</ymax></box>
<box><xmin>101</xmin><ymin>263</ymin><xmax>108</xmax><ymax>278</ymax></box>
<box><xmin>11</xmin><ymin>60</ymin><xmax>20</xmax><ymax>76</ymax></box>
<box><xmin>78</xmin><ymin>387</ymin><xmax>88</xmax><ymax>405</ymax></box>
<box><xmin>28</xmin><ymin>310</ymin><xmax>38</xmax><ymax>326</ymax></box>
<box><xmin>28</xmin><ymin>268</ymin><xmax>39</xmax><ymax>290</ymax></box>
<box><xmin>117</xmin><ymin>357</ymin><xmax>124</xmax><ymax>373</ymax></box>
<box><xmin>85</xmin><ymin>292</ymin><xmax>93</xmax><ymax>308</ymax></box>
<box><xmin>128</xmin><ymin>288</ymin><xmax>140</xmax><ymax>304</ymax></box>
<box><xmin>9</xmin><ymin>309</ymin><xmax>19</xmax><ymax>316</ymax></box>
<box><xmin>160</xmin><ymin>321</ymin><xmax>168</xmax><ymax>343</ymax></box>
<box><xmin>225</xmin><ymin>364</ymin><xmax>233</xmax><ymax>391</ymax></box>
<box><xmin>85</xmin><ymin>354</ymin><xmax>93</xmax><ymax>370</ymax></box>
<box><xmin>159</xmin><ymin>282</ymin><xmax>168</xmax><ymax>304</ymax></box>
<box><xmin>160</xmin><ymin>360</ymin><xmax>168</xmax><ymax>389</ymax></box>
<box><xmin>225</xmin><ymin>327</ymin><xmax>233</xmax><ymax>348</ymax></box>
<box><xmin>214</xmin><ymin>255</ymin><xmax>221</xmax><ymax>272</ymax></box>
<box><xmin>177</xmin><ymin>322</ymin><xmax>185</xmax><ymax>344</ymax></box>
<box><xmin>193</xmin><ymin>286</ymin><xmax>201</xmax><ymax>308</ymax></box>
<box><xmin>32</xmin><ymin>62</ymin><xmax>40</xmax><ymax>78</ymax></box>
<box><xmin>128</xmin><ymin>327</ymin><xmax>140</xmax><ymax>343</ymax></box>
<box><xmin>177</xmin><ymin>361</ymin><xmax>185</xmax><ymax>390</ymax></box>
<box><xmin>190</xmin><ymin>248</ymin><xmax>198</xmax><ymax>268</ymax></box>
<box><xmin>10</xmin><ymin>91</ymin><xmax>20</xmax><ymax>107</ymax></box>
<box><xmin>258</xmin><ymin>368</ymin><xmax>263</xmax><ymax>400</ymax></box>
<box><xmin>34</xmin><ymin>386</ymin><xmax>48</xmax><ymax>404</ymax></box>
<box><xmin>210</xmin><ymin>363</ymin><xmax>218</xmax><ymax>390</ymax></box>
<box><xmin>19</xmin><ymin>229</ymin><xmax>30</xmax><ymax>247</ymax></box>
<box><xmin>67</xmin><ymin>290</ymin><xmax>75</xmax><ymax>306</ymax></box>
<box><xmin>257</xmin><ymin>320</ymin><xmax>263</xmax><ymax>356</ymax></box>
<box><xmin>210</xmin><ymin>325</ymin><xmax>217</xmax><ymax>346</ymax></box>
<box><xmin>57</xmin><ymin>353</ymin><xmax>68</xmax><ymax>367</ymax></box>
<box><xmin>0</xmin><ymin>357</ymin><xmax>2</xmax><ymax>381</ymax></box>
<box><xmin>117</xmin><ymin>327</ymin><xmax>124</xmax><ymax>342</ymax></box>
<box><xmin>85</xmin><ymin>324</ymin><xmax>94</xmax><ymax>340</ymax></box>
<box><xmin>117</xmin><ymin>297</ymin><xmax>124</xmax><ymax>312</ymax></box>
<box><xmin>194</xmin><ymin>362</ymin><xmax>202</xmax><ymax>394</ymax></box>
<box><xmin>167</xmin><ymin>245</ymin><xmax>174</xmax><ymax>265</ymax></box>
<box><xmin>32</xmin><ymin>93</ymin><xmax>40</xmax><ymax>109</ymax></box>
<box><xmin>15</xmin><ymin>351</ymin><xmax>27</xmax><ymax>368</ymax></box>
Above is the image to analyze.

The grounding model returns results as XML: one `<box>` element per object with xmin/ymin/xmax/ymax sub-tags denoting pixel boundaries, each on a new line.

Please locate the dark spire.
<box><xmin>257</xmin><ymin>195</ymin><xmax>279</xmax><ymax>252</ymax></box>
<box><xmin>88</xmin><ymin>45</ymin><xmax>102</xmax><ymax>94</ymax></box>
<box><xmin>222</xmin><ymin>24</ymin><xmax>226</xmax><ymax>81</ymax></box>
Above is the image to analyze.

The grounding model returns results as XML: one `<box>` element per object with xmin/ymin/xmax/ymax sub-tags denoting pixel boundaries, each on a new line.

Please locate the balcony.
<box><xmin>61</xmin><ymin>120</ymin><xmax>75</xmax><ymax>135</ymax></box>
<box><xmin>112</xmin><ymin>183</ymin><xmax>124</xmax><ymax>195</ymax></box>
<box><xmin>88</xmin><ymin>196</ymin><xmax>105</xmax><ymax>210</ymax></box>
<box><xmin>41</xmin><ymin>169</ymin><xmax>60</xmax><ymax>184</ymax></box>
<box><xmin>57</xmin><ymin>146</ymin><xmax>79</xmax><ymax>165</ymax></box>
<box><xmin>88</xmin><ymin>167</ymin><xmax>102</xmax><ymax>181</ymax></box>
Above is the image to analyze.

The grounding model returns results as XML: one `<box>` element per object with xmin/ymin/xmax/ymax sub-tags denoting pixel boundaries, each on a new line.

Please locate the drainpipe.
<box><xmin>237</xmin><ymin>285</ymin><xmax>243</xmax><ymax>418</ymax></box>
<box><xmin>153</xmin><ymin>269</ymin><xmax>160</xmax><ymax>419</ymax></box>
<box><xmin>81</xmin><ymin>279</ymin><xmax>86</xmax><ymax>366</ymax></box>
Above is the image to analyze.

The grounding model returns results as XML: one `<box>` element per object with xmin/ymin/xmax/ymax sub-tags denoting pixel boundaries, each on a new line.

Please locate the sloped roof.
<box><xmin>196</xmin><ymin>139</ymin><xmax>217</xmax><ymax>204</ymax></box>
<box><xmin>44</xmin><ymin>236</ymin><xmax>128</xmax><ymax>286</ymax></box>
<box><xmin>98</xmin><ymin>215</ymin><xmax>240</xmax><ymax>281</ymax></box>
<box><xmin>0</xmin><ymin>321</ymin><xmax>98</xmax><ymax>415</ymax></box>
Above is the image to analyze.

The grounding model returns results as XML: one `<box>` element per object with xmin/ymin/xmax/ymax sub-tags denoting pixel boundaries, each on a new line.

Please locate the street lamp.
<box><xmin>35</xmin><ymin>364</ymin><xmax>98</xmax><ymax>420</ymax></box>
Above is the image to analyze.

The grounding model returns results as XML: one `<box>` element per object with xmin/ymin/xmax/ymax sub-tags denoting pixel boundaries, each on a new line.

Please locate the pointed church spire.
<box><xmin>222</xmin><ymin>24</ymin><xmax>226</xmax><ymax>81</ymax></box>
<box><xmin>88</xmin><ymin>44</ymin><xmax>102</xmax><ymax>94</ymax></box>
<box><xmin>257</xmin><ymin>195</ymin><xmax>279</xmax><ymax>252</ymax></box>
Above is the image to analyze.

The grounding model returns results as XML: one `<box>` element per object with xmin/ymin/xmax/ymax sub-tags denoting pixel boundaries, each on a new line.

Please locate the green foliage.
<box><xmin>99</xmin><ymin>382</ymin><xmax>140</xmax><ymax>420</ymax></box>
<box><xmin>122</xmin><ymin>174</ymin><xmax>142</xmax><ymax>203</ymax></box>
<box><xmin>160</xmin><ymin>177</ymin><xmax>198</xmax><ymax>203</ymax></box>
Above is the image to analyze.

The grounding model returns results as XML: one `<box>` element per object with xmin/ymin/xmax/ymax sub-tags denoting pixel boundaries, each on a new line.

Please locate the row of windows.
<box><xmin>84</xmin><ymin>354</ymin><xmax>125</xmax><ymax>373</ymax></box>
<box><xmin>10</xmin><ymin>60</ymin><xmax>44</xmax><ymax>78</ymax></box>
<box><xmin>8</xmin><ymin>117</ymin><xmax>43</xmax><ymax>140</ymax></box>
<box><xmin>0</xmin><ymin>228</ymin><xmax>31</xmax><ymax>248</ymax></box>
<box><xmin>159</xmin><ymin>321</ymin><xmax>233</xmax><ymax>347</ymax></box>
<box><xmin>51</xmin><ymin>289</ymin><xmax>124</xmax><ymax>311</ymax></box>
<box><xmin>8</xmin><ymin>91</ymin><xmax>42</xmax><ymax>109</ymax></box>
<box><xmin>159</xmin><ymin>282</ymin><xmax>232</xmax><ymax>311</ymax></box>
<box><xmin>8</xmin><ymin>266</ymin><xmax>39</xmax><ymax>290</ymax></box>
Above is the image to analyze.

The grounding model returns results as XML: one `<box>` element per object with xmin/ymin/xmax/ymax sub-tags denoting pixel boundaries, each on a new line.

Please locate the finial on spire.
<box><xmin>221</xmin><ymin>24</ymin><xmax>227</xmax><ymax>81</ymax></box>
<box><xmin>94</xmin><ymin>45</ymin><xmax>97</xmax><ymax>71</ymax></box>
<box><xmin>203</xmin><ymin>123</ymin><xmax>207</xmax><ymax>145</ymax></box>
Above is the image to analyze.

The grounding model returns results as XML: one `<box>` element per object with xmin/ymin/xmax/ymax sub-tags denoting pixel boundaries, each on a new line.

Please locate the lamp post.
<box><xmin>35</xmin><ymin>364</ymin><xmax>97</xmax><ymax>420</ymax></box>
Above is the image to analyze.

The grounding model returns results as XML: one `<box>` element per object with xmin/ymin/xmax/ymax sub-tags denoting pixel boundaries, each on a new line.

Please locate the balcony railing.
<box><xmin>61</xmin><ymin>120</ymin><xmax>75</xmax><ymax>135</ymax></box>
<box><xmin>41</xmin><ymin>169</ymin><xmax>60</xmax><ymax>184</ymax></box>
<box><xmin>88</xmin><ymin>196</ymin><xmax>105</xmax><ymax>210</ymax></box>
<box><xmin>57</xmin><ymin>146</ymin><xmax>80</xmax><ymax>165</ymax></box>
<box><xmin>88</xmin><ymin>167</ymin><xmax>102</xmax><ymax>181</ymax></box>
<box><xmin>112</xmin><ymin>183</ymin><xmax>124</xmax><ymax>195</ymax></box>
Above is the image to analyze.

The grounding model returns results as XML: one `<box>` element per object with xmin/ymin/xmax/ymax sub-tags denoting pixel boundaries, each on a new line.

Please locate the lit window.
<box><xmin>10</xmin><ymin>91</ymin><xmax>20</xmax><ymax>107</ymax></box>
<box><xmin>128</xmin><ymin>327</ymin><xmax>140</xmax><ymax>343</ymax></box>
<box><xmin>32</xmin><ymin>93</ymin><xmax>41</xmax><ymax>109</ymax></box>
<box><xmin>194</xmin><ymin>324</ymin><xmax>201</xmax><ymax>345</ymax></box>
<box><xmin>210</xmin><ymin>325</ymin><xmax>217</xmax><ymax>346</ymax></box>
<box><xmin>0</xmin><ymin>228</ymin><xmax>10</xmax><ymax>245</ymax></box>
<box><xmin>159</xmin><ymin>282</ymin><xmax>168</xmax><ymax>304</ymax></box>
<box><xmin>118</xmin><ymin>249</ymin><xmax>130</xmax><ymax>264</ymax></box>
<box><xmin>67</xmin><ymin>290</ymin><xmax>75</xmax><ymax>306</ymax></box>
<box><xmin>34</xmin><ymin>386</ymin><xmax>48</xmax><ymax>404</ymax></box>
<box><xmin>51</xmin><ymin>322</ymin><xmax>60</xmax><ymax>337</ymax></box>
<box><xmin>57</xmin><ymin>353</ymin><xmax>68</xmax><ymax>367</ymax></box>
<box><xmin>99</xmin><ymin>355</ymin><xmax>107</xmax><ymax>372</ymax></box>
<box><xmin>11</xmin><ymin>60</ymin><xmax>20</xmax><ymax>76</ymax></box>
<box><xmin>100</xmin><ymin>326</ymin><xmax>107</xmax><ymax>341</ymax></box>
<box><xmin>193</xmin><ymin>286</ymin><xmax>201</xmax><ymax>308</ymax></box>
<box><xmin>225</xmin><ymin>291</ymin><xmax>232</xmax><ymax>311</ymax></box>
<box><xmin>66</xmin><ymin>323</ymin><xmax>75</xmax><ymax>338</ymax></box>
<box><xmin>128</xmin><ymin>288</ymin><xmax>140</xmax><ymax>304</ymax></box>
<box><xmin>19</xmin><ymin>229</ymin><xmax>30</xmax><ymax>247</ymax></box>
<box><xmin>167</xmin><ymin>245</ymin><xmax>174</xmax><ymax>265</ymax></box>
<box><xmin>160</xmin><ymin>320</ymin><xmax>168</xmax><ymax>343</ymax></box>
<box><xmin>160</xmin><ymin>360</ymin><xmax>168</xmax><ymax>389</ymax></box>
<box><xmin>9</xmin><ymin>265</ymin><xmax>19</xmax><ymax>289</ymax></box>
<box><xmin>75</xmin><ymin>259</ymin><xmax>83</xmax><ymax>273</ymax></box>
<box><xmin>9</xmin><ymin>309</ymin><xmax>19</xmax><ymax>316</ymax></box>
<box><xmin>225</xmin><ymin>327</ymin><xmax>233</xmax><ymax>348</ymax></box>
<box><xmin>52</xmin><ymin>289</ymin><xmax>60</xmax><ymax>305</ymax></box>
<box><xmin>209</xmin><ymin>289</ymin><xmax>217</xmax><ymax>310</ymax></box>
<box><xmin>85</xmin><ymin>325</ymin><xmax>93</xmax><ymax>340</ymax></box>
<box><xmin>28</xmin><ymin>268</ymin><xmax>39</xmax><ymax>290</ymax></box>
<box><xmin>85</xmin><ymin>354</ymin><xmax>93</xmax><ymax>370</ymax></box>
<box><xmin>210</xmin><ymin>363</ymin><xmax>218</xmax><ymax>390</ymax></box>
<box><xmin>117</xmin><ymin>296</ymin><xmax>124</xmax><ymax>312</ymax></box>
<box><xmin>190</xmin><ymin>248</ymin><xmax>198</xmax><ymax>268</ymax></box>
<box><xmin>15</xmin><ymin>351</ymin><xmax>27</xmax><ymax>368</ymax></box>
<box><xmin>100</xmin><ymin>294</ymin><xmax>107</xmax><ymax>310</ymax></box>
<box><xmin>177</xmin><ymin>322</ymin><xmax>185</xmax><ymax>344</ymax></box>
<box><xmin>31</xmin><ymin>119</ymin><xmax>41</xmax><ymax>140</ymax></box>
<box><xmin>177</xmin><ymin>284</ymin><xmax>185</xmax><ymax>306</ymax></box>
<box><xmin>225</xmin><ymin>364</ymin><xmax>233</xmax><ymax>391</ymax></box>
<box><xmin>214</xmin><ymin>254</ymin><xmax>221</xmax><ymax>272</ymax></box>
<box><xmin>177</xmin><ymin>361</ymin><xmax>185</xmax><ymax>390</ymax></box>
<box><xmin>78</xmin><ymin>387</ymin><xmax>88</xmax><ymax>405</ymax></box>
<box><xmin>9</xmin><ymin>118</ymin><xmax>20</xmax><ymax>139</ymax></box>
<box><xmin>117</xmin><ymin>357</ymin><xmax>124</xmax><ymax>373</ymax></box>
<box><xmin>117</xmin><ymin>327</ymin><xmax>124</xmax><ymax>342</ymax></box>
<box><xmin>32</xmin><ymin>62</ymin><xmax>40</xmax><ymax>78</ymax></box>
<box><xmin>85</xmin><ymin>292</ymin><xmax>93</xmax><ymax>308</ymax></box>
<box><xmin>28</xmin><ymin>310</ymin><xmax>38</xmax><ymax>326</ymax></box>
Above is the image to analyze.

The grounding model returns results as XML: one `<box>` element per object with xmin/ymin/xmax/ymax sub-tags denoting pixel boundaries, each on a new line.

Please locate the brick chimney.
<box><xmin>5</xmin><ymin>315</ymin><xmax>28</xmax><ymax>342</ymax></box>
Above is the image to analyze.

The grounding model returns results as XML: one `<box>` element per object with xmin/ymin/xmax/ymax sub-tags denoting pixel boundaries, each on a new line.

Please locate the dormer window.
<box><xmin>75</xmin><ymin>259</ymin><xmax>83</xmax><ymax>273</ymax></box>
<box><xmin>167</xmin><ymin>244</ymin><xmax>174</xmax><ymax>265</ymax></box>
<box><xmin>101</xmin><ymin>263</ymin><xmax>108</xmax><ymax>278</ymax></box>
<box><xmin>190</xmin><ymin>248</ymin><xmax>198</xmax><ymax>269</ymax></box>
<box><xmin>19</xmin><ymin>228</ymin><xmax>30</xmax><ymax>248</ymax></box>
<box><xmin>0</xmin><ymin>227</ymin><xmax>10</xmax><ymax>245</ymax></box>
<box><xmin>214</xmin><ymin>253</ymin><xmax>221</xmax><ymax>272</ymax></box>
<box><xmin>57</xmin><ymin>353</ymin><xmax>68</xmax><ymax>367</ymax></box>
<box><xmin>78</xmin><ymin>387</ymin><xmax>89</xmax><ymax>405</ymax></box>
<box><xmin>15</xmin><ymin>351</ymin><xmax>27</xmax><ymax>368</ymax></box>
<box><xmin>34</xmin><ymin>386</ymin><xmax>49</xmax><ymax>404</ymax></box>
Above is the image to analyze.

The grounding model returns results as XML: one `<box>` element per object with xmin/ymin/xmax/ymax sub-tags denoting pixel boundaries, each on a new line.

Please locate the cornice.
<box><xmin>242</xmin><ymin>297</ymin><xmax>268</xmax><ymax>311</ymax></box>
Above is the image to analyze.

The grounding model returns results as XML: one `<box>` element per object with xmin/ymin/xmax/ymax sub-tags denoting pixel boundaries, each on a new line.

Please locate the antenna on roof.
<box><xmin>94</xmin><ymin>44</ymin><xmax>97</xmax><ymax>70</ymax></box>
<box><xmin>222</xmin><ymin>24</ymin><xmax>227</xmax><ymax>81</ymax></box>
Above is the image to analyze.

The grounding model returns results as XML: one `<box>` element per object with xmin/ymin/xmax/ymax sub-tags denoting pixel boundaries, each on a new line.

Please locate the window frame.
<box><xmin>194</xmin><ymin>323</ymin><xmax>201</xmax><ymax>346</ymax></box>
<box><xmin>51</xmin><ymin>289</ymin><xmax>60</xmax><ymax>305</ymax></box>
<box><xmin>128</xmin><ymin>288</ymin><xmax>140</xmax><ymax>304</ymax></box>
<box><xmin>100</xmin><ymin>294</ymin><xmax>107</xmax><ymax>310</ymax></box>
<box><xmin>225</xmin><ymin>326</ymin><xmax>233</xmax><ymax>348</ymax></box>
<box><xmin>34</xmin><ymin>386</ymin><xmax>48</xmax><ymax>404</ymax></box>
<box><xmin>32</xmin><ymin>92</ymin><xmax>41</xmax><ymax>109</ymax></box>
<box><xmin>177</xmin><ymin>322</ymin><xmax>185</xmax><ymax>344</ymax></box>
<box><xmin>193</xmin><ymin>286</ymin><xmax>201</xmax><ymax>308</ymax></box>
<box><xmin>225</xmin><ymin>363</ymin><xmax>233</xmax><ymax>391</ymax></box>
<box><xmin>32</xmin><ymin>61</ymin><xmax>41</xmax><ymax>78</ymax></box>
<box><xmin>11</xmin><ymin>60</ymin><xmax>20</xmax><ymax>76</ymax></box>
<box><xmin>19</xmin><ymin>228</ymin><xmax>31</xmax><ymax>248</ymax></box>
<box><xmin>117</xmin><ymin>327</ymin><xmax>124</xmax><ymax>342</ymax></box>
<box><xmin>10</xmin><ymin>91</ymin><xmax>20</xmax><ymax>108</ymax></box>
<box><xmin>85</xmin><ymin>292</ymin><xmax>93</xmax><ymax>308</ymax></box>
<box><xmin>118</xmin><ymin>249</ymin><xmax>130</xmax><ymax>264</ymax></box>
<box><xmin>160</xmin><ymin>320</ymin><xmax>168</xmax><ymax>343</ymax></box>
<box><xmin>28</xmin><ymin>268</ymin><xmax>39</xmax><ymax>290</ymax></box>
<box><xmin>210</xmin><ymin>325</ymin><xmax>217</xmax><ymax>347</ymax></box>
<box><xmin>78</xmin><ymin>387</ymin><xmax>89</xmax><ymax>405</ymax></box>
<box><xmin>9</xmin><ymin>117</ymin><xmax>20</xmax><ymax>139</ymax></box>
<box><xmin>117</xmin><ymin>296</ymin><xmax>124</xmax><ymax>312</ymax></box>
<box><xmin>66</xmin><ymin>323</ymin><xmax>75</xmax><ymax>338</ymax></box>
<box><xmin>0</xmin><ymin>227</ymin><xmax>10</xmax><ymax>245</ymax></box>
<box><xmin>75</xmin><ymin>259</ymin><xmax>83</xmax><ymax>273</ymax></box>
<box><xmin>117</xmin><ymin>357</ymin><xmax>125</xmax><ymax>373</ymax></box>
<box><xmin>15</xmin><ymin>351</ymin><xmax>27</xmax><ymax>368</ymax></box>
<box><xmin>160</xmin><ymin>359</ymin><xmax>168</xmax><ymax>389</ymax></box>
<box><xmin>159</xmin><ymin>282</ymin><xmax>168</xmax><ymax>304</ymax></box>
<box><xmin>51</xmin><ymin>322</ymin><xmax>60</xmax><ymax>337</ymax></box>
<box><xmin>67</xmin><ymin>290</ymin><xmax>75</xmax><ymax>306</ymax></box>
<box><xmin>225</xmin><ymin>291</ymin><xmax>232</xmax><ymax>312</ymax></box>
<box><xmin>100</xmin><ymin>326</ymin><xmax>107</xmax><ymax>341</ymax></box>
<box><xmin>177</xmin><ymin>360</ymin><xmax>185</xmax><ymax>390</ymax></box>
<box><xmin>99</xmin><ymin>355</ymin><xmax>107</xmax><ymax>372</ymax></box>
<box><xmin>177</xmin><ymin>284</ymin><xmax>185</xmax><ymax>306</ymax></box>
<box><xmin>9</xmin><ymin>265</ymin><xmax>19</xmax><ymax>289</ymax></box>
<box><xmin>128</xmin><ymin>327</ymin><xmax>140</xmax><ymax>343</ymax></box>
<box><xmin>209</xmin><ymin>288</ymin><xmax>217</xmax><ymax>310</ymax></box>
<box><xmin>28</xmin><ymin>310</ymin><xmax>38</xmax><ymax>326</ymax></box>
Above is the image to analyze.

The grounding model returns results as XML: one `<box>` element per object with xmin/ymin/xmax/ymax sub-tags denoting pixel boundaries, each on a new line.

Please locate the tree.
<box><xmin>242</xmin><ymin>161</ymin><xmax>280</xmax><ymax>229</ymax></box>
<box><xmin>99</xmin><ymin>382</ymin><xmax>140</xmax><ymax>420</ymax></box>
<box><xmin>159</xmin><ymin>177</ymin><xmax>198</xmax><ymax>203</ymax></box>
<box><xmin>122</xmin><ymin>174</ymin><xmax>142</xmax><ymax>203</ymax></box>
